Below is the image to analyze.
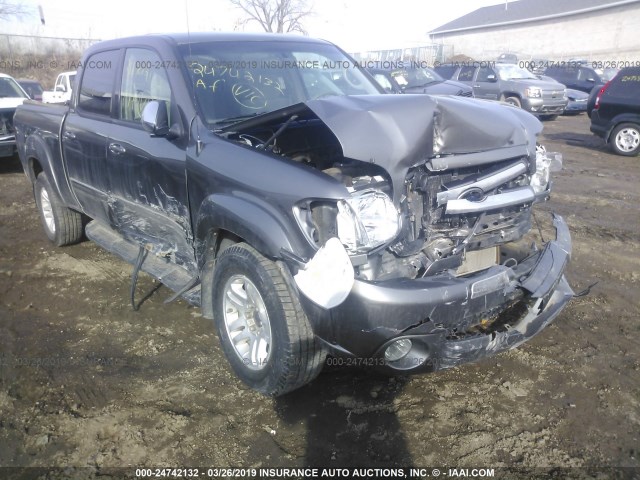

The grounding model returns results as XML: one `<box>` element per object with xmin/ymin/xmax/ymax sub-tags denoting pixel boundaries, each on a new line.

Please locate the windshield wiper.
<box><xmin>213</xmin><ymin>112</ymin><xmax>264</xmax><ymax>127</ymax></box>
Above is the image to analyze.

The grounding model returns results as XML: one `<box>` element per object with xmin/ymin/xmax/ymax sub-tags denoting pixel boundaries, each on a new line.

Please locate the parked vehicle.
<box><xmin>15</xmin><ymin>33</ymin><xmax>573</xmax><ymax>396</ymax></box>
<box><xmin>590</xmin><ymin>67</ymin><xmax>640</xmax><ymax>156</ymax></box>
<box><xmin>537</xmin><ymin>75</ymin><xmax>588</xmax><ymax>115</ymax></box>
<box><xmin>17</xmin><ymin>78</ymin><xmax>44</xmax><ymax>102</ymax></box>
<box><xmin>497</xmin><ymin>53</ymin><xmax>517</xmax><ymax>64</ymax></box>
<box><xmin>434</xmin><ymin>62</ymin><xmax>567</xmax><ymax>119</ymax></box>
<box><xmin>544</xmin><ymin>65</ymin><xmax>603</xmax><ymax>93</ymax></box>
<box><xmin>0</xmin><ymin>73</ymin><xmax>29</xmax><ymax>158</ymax></box>
<box><xmin>367</xmin><ymin>66</ymin><xmax>474</xmax><ymax>97</ymax></box>
<box><xmin>42</xmin><ymin>71</ymin><xmax>76</xmax><ymax>104</ymax></box>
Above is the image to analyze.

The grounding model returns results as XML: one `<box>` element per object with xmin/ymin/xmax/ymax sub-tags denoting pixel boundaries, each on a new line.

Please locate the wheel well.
<box><xmin>29</xmin><ymin>157</ymin><xmax>44</xmax><ymax>184</ymax></box>
<box><xmin>607</xmin><ymin>121</ymin><xmax>640</xmax><ymax>143</ymax></box>
<box><xmin>200</xmin><ymin>229</ymin><xmax>244</xmax><ymax>319</ymax></box>
<box><xmin>502</xmin><ymin>92</ymin><xmax>521</xmax><ymax>100</ymax></box>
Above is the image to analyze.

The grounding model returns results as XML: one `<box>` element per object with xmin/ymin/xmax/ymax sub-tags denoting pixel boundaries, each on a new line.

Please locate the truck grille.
<box><xmin>392</xmin><ymin>157</ymin><xmax>533</xmax><ymax>258</ymax></box>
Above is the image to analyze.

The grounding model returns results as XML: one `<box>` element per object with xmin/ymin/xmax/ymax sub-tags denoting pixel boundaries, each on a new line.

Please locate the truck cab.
<box><xmin>42</xmin><ymin>71</ymin><xmax>76</xmax><ymax>104</ymax></box>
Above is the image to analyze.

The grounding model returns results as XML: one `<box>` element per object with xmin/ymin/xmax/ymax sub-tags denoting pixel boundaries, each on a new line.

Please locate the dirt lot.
<box><xmin>0</xmin><ymin>114</ymin><xmax>638</xmax><ymax>478</ymax></box>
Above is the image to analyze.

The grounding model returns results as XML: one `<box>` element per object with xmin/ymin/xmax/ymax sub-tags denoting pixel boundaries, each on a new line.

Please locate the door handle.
<box><xmin>62</xmin><ymin>131</ymin><xmax>76</xmax><ymax>140</ymax></box>
<box><xmin>108</xmin><ymin>143</ymin><xmax>126</xmax><ymax>155</ymax></box>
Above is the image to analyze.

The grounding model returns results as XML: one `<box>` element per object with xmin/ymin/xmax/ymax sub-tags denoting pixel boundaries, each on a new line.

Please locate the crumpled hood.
<box><xmin>306</xmin><ymin>94</ymin><xmax>542</xmax><ymax>202</ymax></box>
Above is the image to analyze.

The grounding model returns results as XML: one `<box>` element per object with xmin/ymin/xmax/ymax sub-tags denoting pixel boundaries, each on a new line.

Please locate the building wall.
<box><xmin>430</xmin><ymin>3</ymin><xmax>640</xmax><ymax>63</ymax></box>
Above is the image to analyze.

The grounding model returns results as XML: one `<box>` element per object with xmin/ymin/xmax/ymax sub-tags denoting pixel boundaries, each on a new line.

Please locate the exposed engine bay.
<box><xmin>218</xmin><ymin>95</ymin><xmax>561</xmax><ymax>283</ymax></box>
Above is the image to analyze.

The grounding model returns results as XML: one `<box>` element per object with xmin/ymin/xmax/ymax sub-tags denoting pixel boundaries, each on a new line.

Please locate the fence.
<box><xmin>0</xmin><ymin>34</ymin><xmax>100</xmax><ymax>87</ymax></box>
<box><xmin>351</xmin><ymin>44</ymin><xmax>454</xmax><ymax>67</ymax></box>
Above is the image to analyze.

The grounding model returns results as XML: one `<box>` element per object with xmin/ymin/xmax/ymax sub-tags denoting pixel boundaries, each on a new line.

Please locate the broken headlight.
<box><xmin>337</xmin><ymin>189</ymin><xmax>400</xmax><ymax>253</ymax></box>
<box><xmin>531</xmin><ymin>145</ymin><xmax>563</xmax><ymax>195</ymax></box>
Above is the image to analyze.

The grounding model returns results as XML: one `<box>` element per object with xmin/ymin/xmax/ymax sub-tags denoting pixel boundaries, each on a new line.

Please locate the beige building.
<box><xmin>429</xmin><ymin>0</ymin><xmax>640</xmax><ymax>63</ymax></box>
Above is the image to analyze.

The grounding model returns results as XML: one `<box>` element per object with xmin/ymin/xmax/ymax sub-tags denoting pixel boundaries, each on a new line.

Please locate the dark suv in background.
<box><xmin>590</xmin><ymin>67</ymin><xmax>640</xmax><ymax>156</ymax></box>
<box><xmin>544</xmin><ymin>65</ymin><xmax>603</xmax><ymax>93</ymax></box>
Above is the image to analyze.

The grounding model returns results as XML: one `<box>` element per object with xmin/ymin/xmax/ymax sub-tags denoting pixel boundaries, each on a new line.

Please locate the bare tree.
<box><xmin>230</xmin><ymin>0</ymin><xmax>313</xmax><ymax>34</ymax></box>
<box><xmin>0</xmin><ymin>0</ymin><xmax>30</xmax><ymax>20</ymax></box>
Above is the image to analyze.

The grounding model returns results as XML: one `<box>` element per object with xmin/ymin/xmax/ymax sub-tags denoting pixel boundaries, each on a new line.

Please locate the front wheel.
<box><xmin>503</xmin><ymin>95</ymin><xmax>522</xmax><ymax>109</ymax></box>
<box><xmin>610</xmin><ymin>123</ymin><xmax>640</xmax><ymax>156</ymax></box>
<box><xmin>212</xmin><ymin>243</ymin><xmax>326</xmax><ymax>396</ymax></box>
<box><xmin>34</xmin><ymin>173</ymin><xmax>83</xmax><ymax>246</ymax></box>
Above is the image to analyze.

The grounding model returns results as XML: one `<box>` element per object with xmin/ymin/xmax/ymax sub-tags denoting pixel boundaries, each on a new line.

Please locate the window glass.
<box><xmin>458</xmin><ymin>66</ymin><xmax>475</xmax><ymax>81</ymax></box>
<box><xmin>180</xmin><ymin>41</ymin><xmax>380</xmax><ymax>126</ymax></box>
<box><xmin>373</xmin><ymin>73</ymin><xmax>394</xmax><ymax>91</ymax></box>
<box><xmin>433</xmin><ymin>65</ymin><xmax>457</xmax><ymax>80</ymax></box>
<box><xmin>0</xmin><ymin>77</ymin><xmax>28</xmax><ymax>98</ymax></box>
<box><xmin>612</xmin><ymin>71</ymin><xmax>640</xmax><ymax>97</ymax></box>
<box><xmin>78</xmin><ymin>50</ymin><xmax>119</xmax><ymax>116</ymax></box>
<box><xmin>476</xmin><ymin>67</ymin><xmax>495</xmax><ymax>82</ymax></box>
<box><xmin>120</xmin><ymin>48</ymin><xmax>172</xmax><ymax>123</ymax></box>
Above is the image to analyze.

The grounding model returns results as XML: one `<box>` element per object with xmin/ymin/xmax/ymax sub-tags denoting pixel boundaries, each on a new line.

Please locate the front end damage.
<box><xmin>219</xmin><ymin>94</ymin><xmax>573</xmax><ymax>373</ymax></box>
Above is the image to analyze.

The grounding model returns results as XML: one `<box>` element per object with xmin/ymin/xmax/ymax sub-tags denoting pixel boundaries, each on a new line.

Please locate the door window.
<box><xmin>120</xmin><ymin>48</ymin><xmax>172</xmax><ymax>123</ymax></box>
<box><xmin>77</xmin><ymin>50</ymin><xmax>119</xmax><ymax>116</ymax></box>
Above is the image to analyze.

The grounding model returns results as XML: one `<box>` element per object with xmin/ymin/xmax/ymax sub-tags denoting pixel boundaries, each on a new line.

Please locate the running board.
<box><xmin>85</xmin><ymin>221</ymin><xmax>201</xmax><ymax>307</ymax></box>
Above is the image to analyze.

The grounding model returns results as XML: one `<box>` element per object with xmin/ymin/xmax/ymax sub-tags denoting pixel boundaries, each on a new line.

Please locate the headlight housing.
<box><xmin>525</xmin><ymin>87</ymin><xmax>542</xmax><ymax>98</ymax></box>
<box><xmin>531</xmin><ymin>145</ymin><xmax>563</xmax><ymax>195</ymax></box>
<box><xmin>337</xmin><ymin>189</ymin><xmax>400</xmax><ymax>253</ymax></box>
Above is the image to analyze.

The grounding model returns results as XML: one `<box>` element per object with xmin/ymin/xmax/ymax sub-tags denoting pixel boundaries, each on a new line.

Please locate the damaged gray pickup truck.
<box><xmin>14</xmin><ymin>33</ymin><xmax>573</xmax><ymax>396</ymax></box>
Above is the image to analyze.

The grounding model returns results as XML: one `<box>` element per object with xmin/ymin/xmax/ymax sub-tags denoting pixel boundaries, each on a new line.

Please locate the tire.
<box><xmin>212</xmin><ymin>243</ymin><xmax>326</xmax><ymax>396</ymax></box>
<box><xmin>503</xmin><ymin>96</ymin><xmax>522</xmax><ymax>108</ymax></box>
<box><xmin>539</xmin><ymin>114</ymin><xmax>558</xmax><ymax>121</ymax></box>
<box><xmin>34</xmin><ymin>173</ymin><xmax>83</xmax><ymax>246</ymax></box>
<box><xmin>610</xmin><ymin>123</ymin><xmax>640</xmax><ymax>156</ymax></box>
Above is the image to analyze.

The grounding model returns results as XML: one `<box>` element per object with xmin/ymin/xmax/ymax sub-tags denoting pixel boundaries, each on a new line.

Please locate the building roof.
<box><xmin>430</xmin><ymin>0</ymin><xmax>640</xmax><ymax>35</ymax></box>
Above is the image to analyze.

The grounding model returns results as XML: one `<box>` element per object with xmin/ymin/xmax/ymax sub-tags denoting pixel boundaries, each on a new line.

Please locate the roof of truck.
<box><xmin>88</xmin><ymin>32</ymin><xmax>332</xmax><ymax>50</ymax></box>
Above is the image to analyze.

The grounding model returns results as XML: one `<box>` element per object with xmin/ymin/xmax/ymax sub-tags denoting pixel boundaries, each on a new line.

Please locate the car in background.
<box><xmin>0</xmin><ymin>73</ymin><xmax>29</xmax><ymax>158</ymax></box>
<box><xmin>368</xmin><ymin>66</ymin><xmax>474</xmax><ymax>97</ymax></box>
<box><xmin>434</xmin><ymin>62</ymin><xmax>567</xmax><ymax>119</ymax></box>
<box><xmin>590</xmin><ymin>67</ymin><xmax>640</xmax><ymax>156</ymax></box>
<box><xmin>17</xmin><ymin>78</ymin><xmax>44</xmax><ymax>102</ymax></box>
<box><xmin>42</xmin><ymin>71</ymin><xmax>76</xmax><ymax>104</ymax></box>
<box><xmin>544</xmin><ymin>64</ymin><xmax>603</xmax><ymax>93</ymax></box>
<box><xmin>537</xmin><ymin>75</ymin><xmax>588</xmax><ymax>115</ymax></box>
<box><xmin>497</xmin><ymin>53</ymin><xmax>518</xmax><ymax>64</ymax></box>
<box><xmin>564</xmin><ymin>88</ymin><xmax>589</xmax><ymax>115</ymax></box>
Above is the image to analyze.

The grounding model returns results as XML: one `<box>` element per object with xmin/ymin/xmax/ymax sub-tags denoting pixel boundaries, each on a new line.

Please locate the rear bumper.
<box><xmin>589</xmin><ymin>112</ymin><xmax>609</xmax><ymax>139</ymax></box>
<box><xmin>306</xmin><ymin>213</ymin><xmax>573</xmax><ymax>373</ymax></box>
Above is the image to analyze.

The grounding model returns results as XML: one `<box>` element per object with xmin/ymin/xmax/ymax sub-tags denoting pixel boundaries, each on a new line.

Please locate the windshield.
<box><xmin>179</xmin><ymin>41</ymin><xmax>381</xmax><ymax>126</ymax></box>
<box><xmin>496</xmin><ymin>64</ymin><xmax>538</xmax><ymax>80</ymax></box>
<box><xmin>0</xmin><ymin>77</ymin><xmax>28</xmax><ymax>99</ymax></box>
<box><xmin>392</xmin><ymin>67</ymin><xmax>443</xmax><ymax>88</ymax></box>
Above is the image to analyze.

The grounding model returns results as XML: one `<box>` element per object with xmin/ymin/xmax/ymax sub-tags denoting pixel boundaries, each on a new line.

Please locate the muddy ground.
<box><xmin>0</xmin><ymin>114</ymin><xmax>638</xmax><ymax>478</ymax></box>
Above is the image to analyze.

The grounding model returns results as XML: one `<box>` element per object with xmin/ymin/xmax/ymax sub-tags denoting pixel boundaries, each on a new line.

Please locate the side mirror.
<box><xmin>487</xmin><ymin>74</ymin><xmax>497</xmax><ymax>82</ymax></box>
<box><xmin>587</xmin><ymin>77</ymin><xmax>595</xmax><ymax>83</ymax></box>
<box><xmin>141</xmin><ymin>100</ymin><xmax>169</xmax><ymax>136</ymax></box>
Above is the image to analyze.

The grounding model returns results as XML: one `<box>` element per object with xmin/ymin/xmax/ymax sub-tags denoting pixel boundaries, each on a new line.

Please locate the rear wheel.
<box><xmin>212</xmin><ymin>243</ymin><xmax>326</xmax><ymax>396</ymax></box>
<box><xmin>34</xmin><ymin>173</ymin><xmax>83</xmax><ymax>246</ymax></box>
<box><xmin>539</xmin><ymin>114</ymin><xmax>558</xmax><ymax>121</ymax></box>
<box><xmin>610</xmin><ymin>123</ymin><xmax>640</xmax><ymax>156</ymax></box>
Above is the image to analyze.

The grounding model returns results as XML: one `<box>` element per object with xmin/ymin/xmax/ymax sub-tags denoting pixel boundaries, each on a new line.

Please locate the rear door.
<box><xmin>105</xmin><ymin>47</ymin><xmax>194</xmax><ymax>268</ymax></box>
<box><xmin>62</xmin><ymin>49</ymin><xmax>120</xmax><ymax>222</ymax></box>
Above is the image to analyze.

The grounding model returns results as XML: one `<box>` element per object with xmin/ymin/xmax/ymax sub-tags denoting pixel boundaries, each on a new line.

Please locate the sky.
<box><xmin>1</xmin><ymin>0</ymin><xmax>503</xmax><ymax>52</ymax></box>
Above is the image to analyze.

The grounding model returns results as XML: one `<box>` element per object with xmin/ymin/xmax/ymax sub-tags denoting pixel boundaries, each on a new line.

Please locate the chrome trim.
<box><xmin>445</xmin><ymin>186</ymin><xmax>535</xmax><ymax>214</ymax></box>
<box><xmin>437</xmin><ymin>161</ymin><xmax>528</xmax><ymax>206</ymax></box>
